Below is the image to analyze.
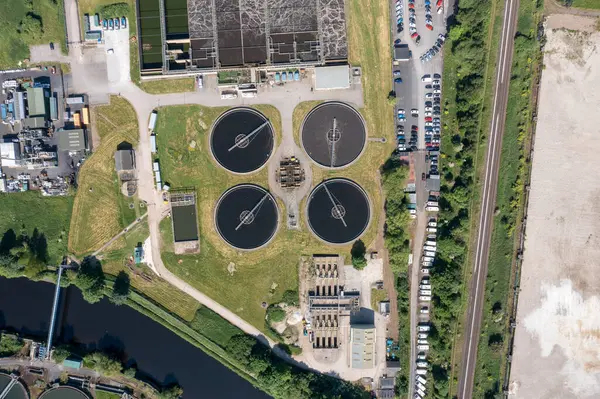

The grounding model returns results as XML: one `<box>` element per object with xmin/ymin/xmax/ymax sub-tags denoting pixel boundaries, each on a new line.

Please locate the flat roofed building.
<box><xmin>26</xmin><ymin>87</ymin><xmax>48</xmax><ymax>118</ymax></box>
<box><xmin>115</xmin><ymin>149</ymin><xmax>135</xmax><ymax>171</ymax></box>
<box><xmin>0</xmin><ymin>142</ymin><xmax>21</xmax><ymax>167</ymax></box>
<box><xmin>426</xmin><ymin>174</ymin><xmax>441</xmax><ymax>192</ymax></box>
<box><xmin>393</xmin><ymin>45</ymin><xmax>411</xmax><ymax>61</ymax></box>
<box><xmin>314</xmin><ymin>65</ymin><xmax>350</xmax><ymax>90</ymax></box>
<box><xmin>22</xmin><ymin>116</ymin><xmax>46</xmax><ymax>129</ymax></box>
<box><xmin>350</xmin><ymin>324</ymin><xmax>376</xmax><ymax>369</ymax></box>
<box><xmin>59</xmin><ymin>129</ymin><xmax>86</xmax><ymax>152</ymax></box>
<box><xmin>14</xmin><ymin>91</ymin><xmax>25</xmax><ymax>120</ymax></box>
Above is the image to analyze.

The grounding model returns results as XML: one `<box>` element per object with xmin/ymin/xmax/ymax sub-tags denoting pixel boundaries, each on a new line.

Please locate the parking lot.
<box><xmin>390</xmin><ymin>0</ymin><xmax>448</xmax><ymax>396</ymax></box>
<box><xmin>104</xmin><ymin>24</ymin><xmax>131</xmax><ymax>85</ymax></box>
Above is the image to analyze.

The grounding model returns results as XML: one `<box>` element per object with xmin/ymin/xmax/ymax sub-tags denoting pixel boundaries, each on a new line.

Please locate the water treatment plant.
<box><xmin>215</xmin><ymin>184</ymin><xmax>279</xmax><ymax>250</ymax></box>
<box><xmin>301</xmin><ymin>102</ymin><xmax>366</xmax><ymax>168</ymax></box>
<box><xmin>210</xmin><ymin>108</ymin><xmax>275</xmax><ymax>174</ymax></box>
<box><xmin>38</xmin><ymin>386</ymin><xmax>90</xmax><ymax>399</ymax></box>
<box><xmin>136</xmin><ymin>0</ymin><xmax>348</xmax><ymax>75</ymax></box>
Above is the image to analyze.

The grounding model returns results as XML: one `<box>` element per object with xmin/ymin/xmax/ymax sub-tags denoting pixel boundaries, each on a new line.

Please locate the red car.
<box><xmin>412</xmin><ymin>125</ymin><xmax>418</xmax><ymax>131</ymax></box>
<box><xmin>408</xmin><ymin>3</ymin><xmax>415</xmax><ymax>8</ymax></box>
<box><xmin>436</xmin><ymin>0</ymin><xmax>443</xmax><ymax>6</ymax></box>
<box><xmin>411</xmin><ymin>32</ymin><xmax>419</xmax><ymax>39</ymax></box>
<box><xmin>425</xmin><ymin>117</ymin><xmax>433</xmax><ymax>122</ymax></box>
<box><xmin>426</xmin><ymin>24</ymin><xmax>433</xmax><ymax>31</ymax></box>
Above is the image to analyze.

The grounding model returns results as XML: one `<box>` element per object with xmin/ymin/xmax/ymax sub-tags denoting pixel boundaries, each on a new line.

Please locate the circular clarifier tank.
<box><xmin>0</xmin><ymin>373</ymin><xmax>28</xmax><ymax>399</ymax></box>
<box><xmin>215</xmin><ymin>184</ymin><xmax>279</xmax><ymax>250</ymax></box>
<box><xmin>210</xmin><ymin>108</ymin><xmax>275</xmax><ymax>174</ymax></box>
<box><xmin>306</xmin><ymin>178</ymin><xmax>370</xmax><ymax>244</ymax></box>
<box><xmin>38</xmin><ymin>386</ymin><xmax>89</xmax><ymax>399</ymax></box>
<box><xmin>301</xmin><ymin>102</ymin><xmax>366</xmax><ymax>168</ymax></box>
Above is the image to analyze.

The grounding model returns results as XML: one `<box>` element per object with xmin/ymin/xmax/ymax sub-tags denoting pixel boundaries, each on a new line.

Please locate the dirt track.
<box><xmin>509</xmin><ymin>26</ymin><xmax>600</xmax><ymax>399</ymax></box>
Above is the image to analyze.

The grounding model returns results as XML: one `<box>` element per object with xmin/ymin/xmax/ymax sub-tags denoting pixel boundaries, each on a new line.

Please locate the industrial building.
<box><xmin>58</xmin><ymin>129</ymin><xmax>87</xmax><ymax>153</ymax></box>
<box><xmin>393</xmin><ymin>45</ymin><xmax>411</xmax><ymax>62</ymax></box>
<box><xmin>115</xmin><ymin>148</ymin><xmax>136</xmax><ymax>172</ymax></box>
<box><xmin>314</xmin><ymin>65</ymin><xmax>350</xmax><ymax>90</ymax></box>
<box><xmin>136</xmin><ymin>0</ymin><xmax>348</xmax><ymax>75</ymax></box>
<box><xmin>26</xmin><ymin>87</ymin><xmax>48</xmax><ymax>118</ymax></box>
<box><xmin>350</xmin><ymin>324</ymin><xmax>376</xmax><ymax>369</ymax></box>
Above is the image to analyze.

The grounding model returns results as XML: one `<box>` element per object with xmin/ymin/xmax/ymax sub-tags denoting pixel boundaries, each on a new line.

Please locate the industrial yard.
<box><xmin>509</xmin><ymin>21</ymin><xmax>600</xmax><ymax>399</ymax></box>
<box><xmin>0</xmin><ymin>70</ymin><xmax>89</xmax><ymax>196</ymax></box>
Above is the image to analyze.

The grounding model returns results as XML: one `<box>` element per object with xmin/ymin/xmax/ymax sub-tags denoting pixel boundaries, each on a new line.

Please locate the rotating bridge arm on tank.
<box><xmin>329</xmin><ymin>117</ymin><xmax>337</xmax><ymax>168</ymax></box>
<box><xmin>227</xmin><ymin>121</ymin><xmax>270</xmax><ymax>152</ymax></box>
<box><xmin>235</xmin><ymin>192</ymin><xmax>270</xmax><ymax>231</ymax></box>
<box><xmin>323</xmin><ymin>182</ymin><xmax>347</xmax><ymax>227</ymax></box>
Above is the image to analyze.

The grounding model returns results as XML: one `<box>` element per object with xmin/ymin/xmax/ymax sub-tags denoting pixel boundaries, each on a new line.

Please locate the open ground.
<box><xmin>509</xmin><ymin>23</ymin><xmax>600</xmax><ymax>399</ymax></box>
<box><xmin>68</xmin><ymin>96</ymin><xmax>140</xmax><ymax>255</ymax></box>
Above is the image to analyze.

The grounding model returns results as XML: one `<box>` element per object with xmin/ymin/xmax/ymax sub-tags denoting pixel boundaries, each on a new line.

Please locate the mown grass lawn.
<box><xmin>140</xmin><ymin>78</ymin><xmax>196</xmax><ymax>94</ymax></box>
<box><xmin>572</xmin><ymin>0</ymin><xmax>600</xmax><ymax>9</ymax></box>
<box><xmin>68</xmin><ymin>96</ymin><xmax>140</xmax><ymax>255</ymax></box>
<box><xmin>0</xmin><ymin>0</ymin><xmax>66</xmax><ymax>68</ymax></box>
<box><xmin>0</xmin><ymin>191</ymin><xmax>73</xmax><ymax>264</ymax></box>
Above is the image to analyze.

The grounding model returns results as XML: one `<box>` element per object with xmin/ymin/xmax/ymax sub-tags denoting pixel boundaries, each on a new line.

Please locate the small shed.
<box><xmin>62</xmin><ymin>358</ymin><xmax>82</xmax><ymax>369</ymax></box>
<box><xmin>426</xmin><ymin>175</ymin><xmax>441</xmax><ymax>192</ymax></box>
<box><xmin>115</xmin><ymin>149</ymin><xmax>135</xmax><ymax>171</ymax></box>
<box><xmin>314</xmin><ymin>65</ymin><xmax>350</xmax><ymax>90</ymax></box>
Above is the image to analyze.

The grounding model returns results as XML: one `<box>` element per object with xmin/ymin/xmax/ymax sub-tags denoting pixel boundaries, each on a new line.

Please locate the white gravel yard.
<box><xmin>509</xmin><ymin>22</ymin><xmax>600</xmax><ymax>399</ymax></box>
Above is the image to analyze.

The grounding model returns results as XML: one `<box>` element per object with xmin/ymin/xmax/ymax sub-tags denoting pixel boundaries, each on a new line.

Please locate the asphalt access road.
<box><xmin>457</xmin><ymin>0</ymin><xmax>520</xmax><ymax>396</ymax></box>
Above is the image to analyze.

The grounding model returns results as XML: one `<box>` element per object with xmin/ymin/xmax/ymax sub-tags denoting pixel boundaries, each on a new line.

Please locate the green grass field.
<box><xmin>69</xmin><ymin>96</ymin><xmax>140</xmax><ymax>255</ymax></box>
<box><xmin>0</xmin><ymin>191</ymin><xmax>73</xmax><ymax>264</ymax></box>
<box><xmin>99</xmin><ymin>220</ymin><xmax>200</xmax><ymax>321</ymax></box>
<box><xmin>94</xmin><ymin>391</ymin><xmax>121</xmax><ymax>399</ymax></box>
<box><xmin>0</xmin><ymin>0</ymin><xmax>67</xmax><ymax>68</ymax></box>
<box><xmin>572</xmin><ymin>0</ymin><xmax>600</xmax><ymax>9</ymax></box>
<box><xmin>140</xmin><ymin>78</ymin><xmax>196</xmax><ymax>94</ymax></box>
<box><xmin>472</xmin><ymin>0</ymin><xmax>543</xmax><ymax>395</ymax></box>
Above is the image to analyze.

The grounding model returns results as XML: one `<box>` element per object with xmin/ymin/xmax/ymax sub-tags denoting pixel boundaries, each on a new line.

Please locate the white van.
<box><xmin>426</xmin><ymin>206</ymin><xmax>440</xmax><ymax>212</ymax></box>
<box><xmin>425</xmin><ymin>240</ymin><xmax>437</xmax><ymax>246</ymax></box>
<box><xmin>424</xmin><ymin>246</ymin><xmax>437</xmax><ymax>252</ymax></box>
<box><xmin>417</xmin><ymin>339</ymin><xmax>428</xmax><ymax>345</ymax></box>
<box><xmin>422</xmin><ymin>256</ymin><xmax>434</xmax><ymax>262</ymax></box>
<box><xmin>417</xmin><ymin>388</ymin><xmax>426</xmax><ymax>397</ymax></box>
<box><xmin>418</xmin><ymin>325</ymin><xmax>431</xmax><ymax>331</ymax></box>
<box><xmin>417</xmin><ymin>375</ymin><xmax>427</xmax><ymax>384</ymax></box>
<box><xmin>420</xmin><ymin>290</ymin><xmax>432</xmax><ymax>296</ymax></box>
<box><xmin>428</xmin><ymin>221</ymin><xmax>437</xmax><ymax>227</ymax></box>
<box><xmin>424</xmin><ymin>251</ymin><xmax>436</xmax><ymax>257</ymax></box>
<box><xmin>420</xmin><ymin>284</ymin><xmax>432</xmax><ymax>290</ymax></box>
<box><xmin>419</xmin><ymin>295</ymin><xmax>432</xmax><ymax>302</ymax></box>
<box><xmin>417</xmin><ymin>344</ymin><xmax>430</xmax><ymax>351</ymax></box>
<box><xmin>427</xmin><ymin>227</ymin><xmax>438</xmax><ymax>233</ymax></box>
<box><xmin>416</xmin><ymin>368</ymin><xmax>428</xmax><ymax>375</ymax></box>
<box><xmin>426</xmin><ymin>201</ymin><xmax>439</xmax><ymax>207</ymax></box>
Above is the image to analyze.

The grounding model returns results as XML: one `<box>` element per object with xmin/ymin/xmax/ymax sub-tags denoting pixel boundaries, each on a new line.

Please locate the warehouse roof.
<box><xmin>314</xmin><ymin>65</ymin><xmax>350</xmax><ymax>90</ymax></box>
<box><xmin>0</xmin><ymin>142</ymin><xmax>21</xmax><ymax>167</ymax></box>
<box><xmin>23</xmin><ymin>116</ymin><xmax>46</xmax><ymax>129</ymax></box>
<box><xmin>59</xmin><ymin>129</ymin><xmax>86</xmax><ymax>152</ymax></box>
<box><xmin>115</xmin><ymin>149</ymin><xmax>135</xmax><ymax>171</ymax></box>
<box><xmin>26</xmin><ymin>87</ymin><xmax>47</xmax><ymax>117</ymax></box>
<box><xmin>350</xmin><ymin>324</ymin><xmax>376</xmax><ymax>369</ymax></box>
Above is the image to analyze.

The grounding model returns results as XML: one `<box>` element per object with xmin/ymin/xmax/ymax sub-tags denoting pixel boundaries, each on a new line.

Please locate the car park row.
<box><xmin>101</xmin><ymin>16</ymin><xmax>127</xmax><ymax>31</ymax></box>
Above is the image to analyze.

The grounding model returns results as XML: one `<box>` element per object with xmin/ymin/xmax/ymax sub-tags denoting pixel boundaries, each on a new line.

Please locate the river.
<box><xmin>0</xmin><ymin>277</ymin><xmax>270</xmax><ymax>399</ymax></box>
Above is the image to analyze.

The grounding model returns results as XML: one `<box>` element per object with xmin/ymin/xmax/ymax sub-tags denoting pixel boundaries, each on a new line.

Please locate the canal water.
<box><xmin>0</xmin><ymin>277</ymin><xmax>270</xmax><ymax>399</ymax></box>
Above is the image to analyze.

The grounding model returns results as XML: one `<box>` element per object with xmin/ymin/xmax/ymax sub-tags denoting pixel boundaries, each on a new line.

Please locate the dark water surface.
<box><xmin>0</xmin><ymin>277</ymin><xmax>270</xmax><ymax>399</ymax></box>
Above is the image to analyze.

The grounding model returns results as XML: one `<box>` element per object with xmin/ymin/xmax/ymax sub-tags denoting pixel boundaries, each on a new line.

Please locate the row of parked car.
<box><xmin>420</xmin><ymin>34</ymin><xmax>446</xmax><ymax>63</ymax></box>
<box><xmin>102</xmin><ymin>17</ymin><xmax>127</xmax><ymax>30</ymax></box>
<box><xmin>421</xmin><ymin>74</ymin><xmax>442</xmax><ymax>151</ymax></box>
<box><xmin>397</xmin><ymin>124</ymin><xmax>418</xmax><ymax>152</ymax></box>
<box><xmin>395</xmin><ymin>0</ymin><xmax>405</xmax><ymax>33</ymax></box>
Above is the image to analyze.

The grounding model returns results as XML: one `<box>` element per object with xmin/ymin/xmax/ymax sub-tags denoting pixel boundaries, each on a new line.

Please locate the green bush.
<box><xmin>351</xmin><ymin>240</ymin><xmax>367</xmax><ymax>270</ymax></box>
<box><xmin>0</xmin><ymin>334</ymin><xmax>24</xmax><ymax>357</ymax></box>
<box><xmin>266</xmin><ymin>306</ymin><xmax>286</xmax><ymax>323</ymax></box>
<box><xmin>99</xmin><ymin>3</ymin><xmax>130</xmax><ymax>19</ymax></box>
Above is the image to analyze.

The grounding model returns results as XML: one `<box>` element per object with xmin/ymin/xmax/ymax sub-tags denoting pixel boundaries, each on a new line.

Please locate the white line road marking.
<box><xmin>461</xmin><ymin>0</ymin><xmax>514</xmax><ymax>395</ymax></box>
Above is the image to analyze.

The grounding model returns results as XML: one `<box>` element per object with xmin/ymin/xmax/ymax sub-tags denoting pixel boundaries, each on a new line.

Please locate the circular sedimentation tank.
<box><xmin>306</xmin><ymin>178</ymin><xmax>370</xmax><ymax>244</ymax></box>
<box><xmin>38</xmin><ymin>386</ymin><xmax>89</xmax><ymax>399</ymax></box>
<box><xmin>0</xmin><ymin>373</ymin><xmax>28</xmax><ymax>399</ymax></box>
<box><xmin>210</xmin><ymin>107</ymin><xmax>275</xmax><ymax>174</ymax></box>
<box><xmin>215</xmin><ymin>184</ymin><xmax>279</xmax><ymax>250</ymax></box>
<box><xmin>301</xmin><ymin>102</ymin><xmax>366</xmax><ymax>168</ymax></box>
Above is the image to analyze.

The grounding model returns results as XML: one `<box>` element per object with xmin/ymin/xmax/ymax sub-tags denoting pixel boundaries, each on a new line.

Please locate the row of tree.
<box><xmin>380</xmin><ymin>158</ymin><xmax>411</xmax><ymax>394</ymax></box>
<box><xmin>427</xmin><ymin>0</ymin><xmax>497</xmax><ymax>396</ymax></box>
